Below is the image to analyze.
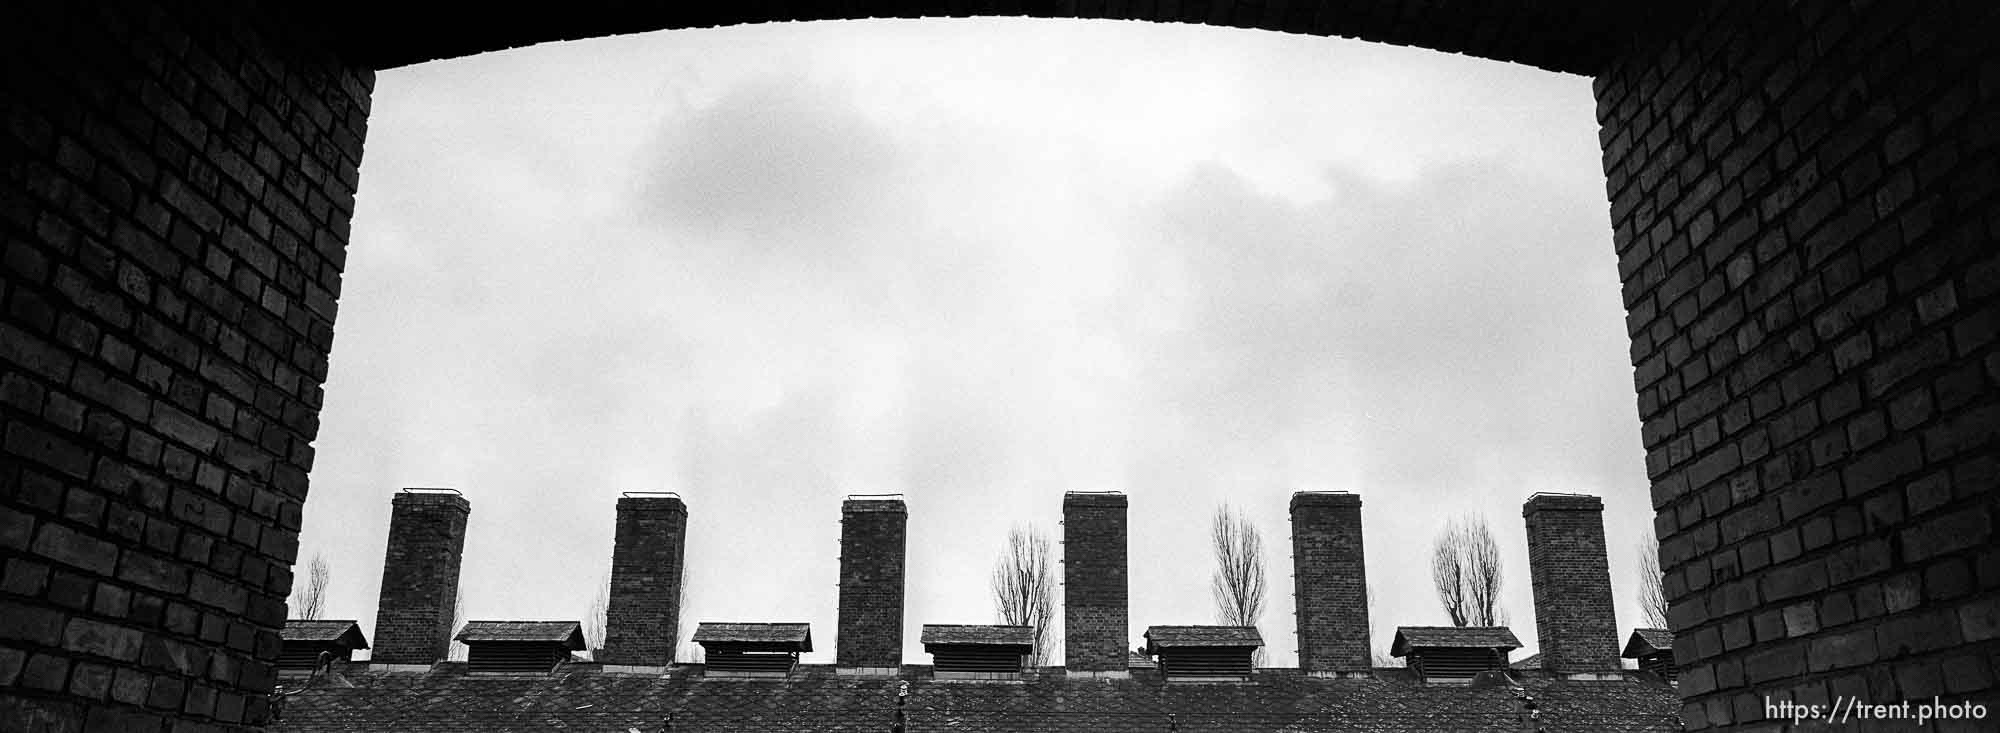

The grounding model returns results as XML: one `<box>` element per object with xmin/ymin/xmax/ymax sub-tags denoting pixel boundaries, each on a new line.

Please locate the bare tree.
<box><xmin>447</xmin><ymin>595</ymin><xmax>468</xmax><ymax>662</ymax></box>
<box><xmin>1638</xmin><ymin>529</ymin><xmax>1670</xmax><ymax>629</ymax></box>
<box><xmin>1430</xmin><ymin>515</ymin><xmax>1505</xmax><ymax>627</ymax></box>
<box><xmin>991</xmin><ymin>525</ymin><xmax>1056</xmax><ymax>665</ymax></box>
<box><xmin>1210</xmin><ymin>504</ymin><xmax>1267</xmax><ymax>664</ymax></box>
<box><xmin>673</xmin><ymin>564</ymin><xmax>695</xmax><ymax>663</ymax></box>
<box><xmin>289</xmin><ymin>553</ymin><xmax>330</xmax><ymax>620</ymax></box>
<box><xmin>584</xmin><ymin>574</ymin><xmax>609</xmax><ymax>656</ymax></box>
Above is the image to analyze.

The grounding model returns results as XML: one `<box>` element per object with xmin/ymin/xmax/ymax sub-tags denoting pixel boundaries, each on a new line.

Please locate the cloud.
<box><xmin>639</xmin><ymin>73</ymin><xmax>906</xmax><ymax>249</ymax></box>
<box><xmin>1115</xmin><ymin>157</ymin><xmax>1638</xmax><ymax>499</ymax></box>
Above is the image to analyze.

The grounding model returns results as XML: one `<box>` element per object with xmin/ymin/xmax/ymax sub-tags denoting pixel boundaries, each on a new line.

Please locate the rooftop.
<box><xmin>281</xmin><ymin>620</ymin><xmax>369</xmax><ymax>649</ymax></box>
<box><xmin>921</xmin><ymin>624</ymin><xmax>1035</xmax><ymax>647</ymax></box>
<box><xmin>268</xmin><ymin>664</ymin><xmax>1680</xmax><ymax>732</ymax></box>
<box><xmin>690</xmin><ymin>622</ymin><xmax>814</xmax><ymax>648</ymax></box>
<box><xmin>453</xmin><ymin>621</ymin><xmax>585</xmax><ymax>649</ymax></box>
<box><xmin>1144</xmin><ymin>625</ymin><xmax>1265</xmax><ymax>649</ymax></box>
<box><xmin>1390</xmin><ymin>627</ymin><xmax>1524</xmax><ymax>655</ymax></box>
<box><xmin>1622</xmin><ymin>629</ymin><xmax>1674</xmax><ymax>658</ymax></box>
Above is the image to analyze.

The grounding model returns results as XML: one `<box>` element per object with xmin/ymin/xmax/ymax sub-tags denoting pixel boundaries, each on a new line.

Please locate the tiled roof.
<box><xmin>1509</xmin><ymin>653</ymin><xmax>1542</xmax><ymax>670</ymax></box>
<box><xmin>1128</xmin><ymin>650</ymin><xmax>1158</xmax><ymax>669</ymax></box>
<box><xmin>453</xmin><ymin>621</ymin><xmax>585</xmax><ymax>649</ymax></box>
<box><xmin>1622</xmin><ymin>629</ymin><xmax>1674</xmax><ymax>657</ymax></box>
<box><xmin>269</xmin><ymin>664</ymin><xmax>1681</xmax><ymax>732</ymax></box>
<box><xmin>1389</xmin><ymin>627</ymin><xmax>1523</xmax><ymax>655</ymax></box>
<box><xmin>282</xmin><ymin>620</ymin><xmax>369</xmax><ymax>649</ymax></box>
<box><xmin>691</xmin><ymin>622</ymin><xmax>813</xmax><ymax>649</ymax></box>
<box><xmin>1144</xmin><ymin>626</ymin><xmax>1264</xmax><ymax>649</ymax></box>
<box><xmin>921</xmin><ymin>624</ymin><xmax>1034</xmax><ymax>646</ymax></box>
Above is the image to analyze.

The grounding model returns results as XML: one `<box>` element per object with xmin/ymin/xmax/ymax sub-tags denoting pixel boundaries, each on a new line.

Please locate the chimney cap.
<box><xmin>1289</xmin><ymin>491</ymin><xmax>1361</xmax><ymax>508</ymax></box>
<box><xmin>1062</xmin><ymin>490</ymin><xmax>1127</xmax><ymax>507</ymax></box>
<box><xmin>620</xmin><ymin>491</ymin><xmax>681</xmax><ymax>499</ymax></box>
<box><xmin>399</xmin><ymin>487</ymin><xmax>461</xmax><ymax>495</ymax></box>
<box><xmin>842</xmin><ymin>494</ymin><xmax>906</xmax><ymax>512</ymax></box>
<box><xmin>1522</xmin><ymin>492</ymin><xmax>1602</xmax><ymax>515</ymax></box>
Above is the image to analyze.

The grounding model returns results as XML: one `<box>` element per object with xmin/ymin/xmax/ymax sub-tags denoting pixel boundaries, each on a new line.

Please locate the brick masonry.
<box><xmin>368</xmin><ymin>492</ymin><xmax>468</xmax><ymax>666</ymax></box>
<box><xmin>4</xmin><ymin>0</ymin><xmax>1997</xmax><ymax>730</ymax></box>
<box><xmin>2</xmin><ymin>1</ymin><xmax>369</xmax><ymax>730</ymax></box>
<box><xmin>836</xmin><ymin>497</ymin><xmax>905</xmax><ymax>668</ymax></box>
<box><xmin>1063</xmin><ymin>492</ymin><xmax>1129</xmax><ymax>673</ymax></box>
<box><xmin>1290</xmin><ymin>492</ymin><xmax>1370</xmax><ymax>673</ymax></box>
<box><xmin>1595</xmin><ymin>0</ymin><xmax>1999</xmax><ymax>727</ymax></box>
<box><xmin>599</xmin><ymin>495</ymin><xmax>686</xmax><ymax>667</ymax></box>
<box><xmin>1523</xmin><ymin>494</ymin><xmax>1619</xmax><ymax>673</ymax></box>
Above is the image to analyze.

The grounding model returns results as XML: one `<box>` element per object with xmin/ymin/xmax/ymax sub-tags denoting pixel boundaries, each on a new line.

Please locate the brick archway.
<box><xmin>3</xmin><ymin>2</ymin><xmax>1994</xmax><ymax>730</ymax></box>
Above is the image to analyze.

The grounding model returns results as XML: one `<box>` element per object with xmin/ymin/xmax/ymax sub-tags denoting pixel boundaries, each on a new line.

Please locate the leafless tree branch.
<box><xmin>991</xmin><ymin>525</ymin><xmax>1057</xmax><ymax>665</ymax></box>
<box><xmin>584</xmin><ymin>574</ymin><xmax>609</xmax><ymax>655</ymax></box>
<box><xmin>1638</xmin><ymin>529</ymin><xmax>1670</xmax><ymax>629</ymax></box>
<box><xmin>290</xmin><ymin>553</ymin><xmax>330</xmax><ymax>620</ymax></box>
<box><xmin>1210</xmin><ymin>504</ymin><xmax>1267</xmax><ymax>663</ymax></box>
<box><xmin>1430</xmin><ymin>515</ymin><xmax>1505</xmax><ymax>627</ymax></box>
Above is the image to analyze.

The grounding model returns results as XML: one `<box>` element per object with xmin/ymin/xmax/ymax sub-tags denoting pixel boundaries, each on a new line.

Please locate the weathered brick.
<box><xmin>1901</xmin><ymin>508</ymin><xmax>1993</xmax><ymax>562</ymax></box>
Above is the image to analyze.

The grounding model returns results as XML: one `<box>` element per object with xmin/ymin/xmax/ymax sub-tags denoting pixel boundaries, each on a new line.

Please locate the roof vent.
<box><xmin>921</xmin><ymin>625</ymin><xmax>1032</xmax><ymax>678</ymax></box>
<box><xmin>454</xmin><ymin>621</ymin><xmax>585</xmax><ymax>673</ymax></box>
<box><xmin>279</xmin><ymin>620</ymin><xmax>368</xmax><ymax>671</ymax></box>
<box><xmin>1141</xmin><ymin>626</ymin><xmax>1261</xmax><ymax>680</ymax></box>
<box><xmin>1622</xmin><ymin>629</ymin><xmax>1676</xmax><ymax>682</ymax></box>
<box><xmin>1391</xmin><ymin>626</ymin><xmax>1522</xmax><ymax>683</ymax></box>
<box><xmin>693</xmin><ymin>622</ymin><xmax>812</xmax><ymax>677</ymax></box>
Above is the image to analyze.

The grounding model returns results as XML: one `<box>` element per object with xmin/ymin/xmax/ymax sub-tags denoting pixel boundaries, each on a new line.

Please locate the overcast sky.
<box><xmin>300</xmin><ymin>18</ymin><xmax>1654</xmax><ymax>667</ymax></box>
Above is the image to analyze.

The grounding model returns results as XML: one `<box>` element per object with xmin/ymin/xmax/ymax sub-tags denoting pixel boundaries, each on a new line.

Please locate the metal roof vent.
<box><xmin>1141</xmin><ymin>626</ymin><xmax>1262</xmax><ymax>681</ymax></box>
<box><xmin>693</xmin><ymin>623</ymin><xmax>812</xmax><ymax>677</ymax></box>
<box><xmin>921</xmin><ymin>625</ymin><xmax>1033</xmax><ymax>679</ymax></box>
<box><xmin>454</xmin><ymin>621</ymin><xmax>585</xmax><ymax>673</ymax></box>
<box><xmin>1390</xmin><ymin>626</ymin><xmax>1522</xmax><ymax>683</ymax></box>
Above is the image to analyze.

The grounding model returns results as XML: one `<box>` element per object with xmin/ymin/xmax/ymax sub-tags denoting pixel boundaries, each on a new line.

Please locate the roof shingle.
<box><xmin>282</xmin><ymin>620</ymin><xmax>369</xmax><ymax>649</ymax></box>
<box><xmin>921</xmin><ymin>625</ymin><xmax>1034</xmax><ymax>646</ymax></box>
<box><xmin>270</xmin><ymin>664</ymin><xmax>1682</xmax><ymax>732</ymax></box>
<box><xmin>1144</xmin><ymin>626</ymin><xmax>1264</xmax><ymax>649</ymax></box>
<box><xmin>1389</xmin><ymin>627</ymin><xmax>1523</xmax><ymax>656</ymax></box>
<box><xmin>691</xmin><ymin>622</ymin><xmax>813</xmax><ymax>649</ymax></box>
<box><xmin>1622</xmin><ymin>629</ymin><xmax>1673</xmax><ymax>657</ymax></box>
<box><xmin>453</xmin><ymin>621</ymin><xmax>584</xmax><ymax>649</ymax></box>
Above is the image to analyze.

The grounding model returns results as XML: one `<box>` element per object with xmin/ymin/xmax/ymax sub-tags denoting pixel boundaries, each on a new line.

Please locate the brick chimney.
<box><xmin>1062</xmin><ymin>491</ymin><xmax>1128</xmax><ymax>674</ymax></box>
<box><xmin>1291</xmin><ymin>491</ymin><xmax>1370</xmax><ymax>673</ymax></box>
<box><xmin>836</xmin><ymin>495</ymin><xmax>906</xmax><ymax>671</ymax></box>
<box><xmin>599</xmin><ymin>492</ymin><xmax>688</xmax><ymax>667</ymax></box>
<box><xmin>371</xmin><ymin>488</ymin><xmax>470</xmax><ymax>665</ymax></box>
<box><xmin>1522</xmin><ymin>493</ymin><xmax>1618</xmax><ymax>673</ymax></box>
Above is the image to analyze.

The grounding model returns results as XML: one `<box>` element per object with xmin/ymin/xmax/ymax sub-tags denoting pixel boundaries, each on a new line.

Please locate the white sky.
<box><xmin>300</xmin><ymin>18</ymin><xmax>1655</xmax><ymax>667</ymax></box>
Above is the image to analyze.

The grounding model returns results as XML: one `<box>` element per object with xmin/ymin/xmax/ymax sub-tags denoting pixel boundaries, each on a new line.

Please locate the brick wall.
<box><xmin>1</xmin><ymin>1</ymin><xmax>368</xmax><ymax>730</ymax></box>
<box><xmin>599</xmin><ymin>495</ymin><xmax>686</xmax><ymax>666</ymax></box>
<box><xmin>1522</xmin><ymin>493</ymin><xmax>1619</xmax><ymax>673</ymax></box>
<box><xmin>835</xmin><ymin>497</ymin><xmax>905</xmax><ymax>669</ymax></box>
<box><xmin>1289</xmin><ymin>492</ymin><xmax>1370</xmax><ymax>673</ymax></box>
<box><xmin>368</xmin><ymin>491</ymin><xmax>468</xmax><ymax>665</ymax></box>
<box><xmin>1596</xmin><ymin>0</ymin><xmax>2000</xmax><ymax>726</ymax></box>
<box><xmin>1062</xmin><ymin>492</ymin><xmax>1129</xmax><ymax>673</ymax></box>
